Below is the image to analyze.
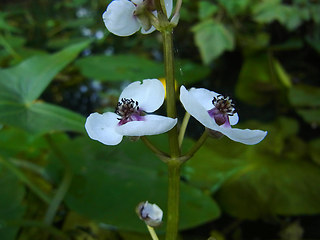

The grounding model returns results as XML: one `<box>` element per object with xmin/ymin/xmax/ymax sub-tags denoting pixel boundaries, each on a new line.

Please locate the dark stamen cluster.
<box><xmin>212</xmin><ymin>95</ymin><xmax>236</xmax><ymax>116</ymax></box>
<box><xmin>115</xmin><ymin>98</ymin><xmax>140</xmax><ymax>121</ymax></box>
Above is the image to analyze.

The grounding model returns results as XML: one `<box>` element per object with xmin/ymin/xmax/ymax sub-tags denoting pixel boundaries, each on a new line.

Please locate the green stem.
<box><xmin>184</xmin><ymin>130</ymin><xmax>208</xmax><ymax>161</ymax></box>
<box><xmin>147</xmin><ymin>225</ymin><xmax>160</xmax><ymax>240</ymax></box>
<box><xmin>162</xmin><ymin>29</ymin><xmax>180</xmax><ymax>158</ymax></box>
<box><xmin>178</xmin><ymin>112</ymin><xmax>190</xmax><ymax>147</ymax></box>
<box><xmin>11</xmin><ymin>157</ymin><xmax>49</xmax><ymax>180</ymax></box>
<box><xmin>166</xmin><ymin>160</ymin><xmax>181</xmax><ymax>240</ymax></box>
<box><xmin>44</xmin><ymin>135</ymin><xmax>73</xmax><ymax>225</ymax></box>
<box><xmin>141</xmin><ymin>136</ymin><xmax>169</xmax><ymax>159</ymax></box>
<box><xmin>159</xmin><ymin>0</ymin><xmax>167</xmax><ymax>18</ymax></box>
<box><xmin>0</xmin><ymin>156</ymin><xmax>51</xmax><ymax>204</ymax></box>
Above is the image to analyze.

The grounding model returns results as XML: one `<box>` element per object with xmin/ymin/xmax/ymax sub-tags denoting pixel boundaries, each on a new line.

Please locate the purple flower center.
<box><xmin>115</xmin><ymin>98</ymin><xmax>145</xmax><ymax>125</ymax></box>
<box><xmin>208</xmin><ymin>95</ymin><xmax>236</xmax><ymax>127</ymax></box>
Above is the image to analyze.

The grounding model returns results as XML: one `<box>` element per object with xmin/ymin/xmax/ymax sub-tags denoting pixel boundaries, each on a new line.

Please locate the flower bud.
<box><xmin>136</xmin><ymin>201</ymin><xmax>163</xmax><ymax>227</ymax></box>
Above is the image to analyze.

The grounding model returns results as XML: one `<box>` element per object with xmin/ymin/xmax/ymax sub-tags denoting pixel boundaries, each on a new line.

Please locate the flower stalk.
<box><xmin>166</xmin><ymin>160</ymin><xmax>181</xmax><ymax>240</ymax></box>
<box><xmin>155</xmin><ymin>1</ymin><xmax>182</xmax><ymax>238</ymax></box>
<box><xmin>162</xmin><ymin>29</ymin><xmax>180</xmax><ymax>158</ymax></box>
<box><xmin>147</xmin><ymin>225</ymin><xmax>160</xmax><ymax>240</ymax></box>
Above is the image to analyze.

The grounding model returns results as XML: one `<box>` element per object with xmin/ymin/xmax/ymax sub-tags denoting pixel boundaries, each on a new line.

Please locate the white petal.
<box><xmin>229</xmin><ymin>113</ymin><xmax>239</xmax><ymax>125</ymax></box>
<box><xmin>180</xmin><ymin>86</ymin><xmax>217</xmax><ymax>129</ymax></box>
<box><xmin>188</xmin><ymin>87</ymin><xmax>220</xmax><ymax>110</ymax></box>
<box><xmin>102</xmin><ymin>0</ymin><xmax>140</xmax><ymax>36</ymax></box>
<box><xmin>85</xmin><ymin>112</ymin><xmax>123</xmax><ymax>145</ymax></box>
<box><xmin>218</xmin><ymin>127</ymin><xmax>268</xmax><ymax>145</ymax></box>
<box><xmin>116</xmin><ymin>115</ymin><xmax>177</xmax><ymax>136</ymax></box>
<box><xmin>141</xmin><ymin>25</ymin><xmax>156</xmax><ymax>34</ymax></box>
<box><xmin>120</xmin><ymin>79</ymin><xmax>165</xmax><ymax>112</ymax></box>
<box><xmin>180</xmin><ymin>86</ymin><xmax>267</xmax><ymax>145</ymax></box>
<box><xmin>142</xmin><ymin>202</ymin><xmax>163</xmax><ymax>221</ymax></box>
<box><xmin>164</xmin><ymin>0</ymin><xmax>173</xmax><ymax>17</ymax></box>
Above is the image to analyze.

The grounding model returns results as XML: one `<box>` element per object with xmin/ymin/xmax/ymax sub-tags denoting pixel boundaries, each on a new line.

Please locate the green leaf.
<box><xmin>0</xmin><ymin>163</ymin><xmax>26</xmax><ymax>240</ymax></box>
<box><xmin>0</xmin><ymin>12</ymin><xmax>20</xmax><ymax>33</ymax></box>
<box><xmin>75</xmin><ymin>54</ymin><xmax>164</xmax><ymax>82</ymax></box>
<box><xmin>75</xmin><ymin>54</ymin><xmax>210</xmax><ymax>85</ymax></box>
<box><xmin>310</xmin><ymin>4</ymin><xmax>320</xmax><ymax>23</ymax></box>
<box><xmin>198</xmin><ymin>1</ymin><xmax>218</xmax><ymax>20</ymax></box>
<box><xmin>0</xmin><ymin>102</ymin><xmax>85</xmax><ymax>135</ymax></box>
<box><xmin>252</xmin><ymin>0</ymin><xmax>309</xmax><ymax>31</ymax></box>
<box><xmin>217</xmin><ymin>0</ymin><xmax>250</xmax><ymax>16</ymax></box>
<box><xmin>306</xmin><ymin>27</ymin><xmax>320</xmax><ymax>54</ymax></box>
<box><xmin>0</xmin><ymin>40</ymin><xmax>91</xmax><ymax>103</ymax></box>
<box><xmin>0</xmin><ymin>41</ymin><xmax>90</xmax><ymax>134</ymax></box>
<box><xmin>289</xmin><ymin>84</ymin><xmax>320</xmax><ymax>107</ymax></box>
<box><xmin>238</xmin><ymin>32</ymin><xmax>270</xmax><ymax>54</ymax></box>
<box><xmin>175</xmin><ymin>59</ymin><xmax>211</xmax><ymax>85</ymax></box>
<box><xmin>274</xmin><ymin>59</ymin><xmax>291</xmax><ymax>88</ymax></box>
<box><xmin>309</xmin><ymin>138</ymin><xmax>320</xmax><ymax>166</ymax></box>
<box><xmin>289</xmin><ymin>84</ymin><xmax>320</xmax><ymax>124</ymax></box>
<box><xmin>235</xmin><ymin>54</ymin><xmax>289</xmax><ymax>105</ymax></box>
<box><xmin>192</xmin><ymin>20</ymin><xmax>235</xmax><ymax>64</ymax></box>
<box><xmin>187</xmin><ymin>120</ymin><xmax>320</xmax><ymax>219</ymax></box>
<box><xmin>46</xmin><ymin>136</ymin><xmax>220</xmax><ymax>232</ymax></box>
<box><xmin>216</xmin><ymin>156</ymin><xmax>320</xmax><ymax>219</ymax></box>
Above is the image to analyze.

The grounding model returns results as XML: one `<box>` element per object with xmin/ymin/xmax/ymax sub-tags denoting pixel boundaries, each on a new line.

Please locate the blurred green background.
<box><xmin>0</xmin><ymin>0</ymin><xmax>320</xmax><ymax>239</ymax></box>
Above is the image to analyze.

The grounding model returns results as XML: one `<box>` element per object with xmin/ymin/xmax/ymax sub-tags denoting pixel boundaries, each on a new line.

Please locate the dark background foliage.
<box><xmin>0</xmin><ymin>0</ymin><xmax>319</xmax><ymax>239</ymax></box>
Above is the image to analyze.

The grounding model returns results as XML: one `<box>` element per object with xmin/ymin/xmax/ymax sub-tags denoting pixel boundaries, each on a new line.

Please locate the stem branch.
<box><xmin>178</xmin><ymin>112</ymin><xmax>190</xmax><ymax>147</ymax></box>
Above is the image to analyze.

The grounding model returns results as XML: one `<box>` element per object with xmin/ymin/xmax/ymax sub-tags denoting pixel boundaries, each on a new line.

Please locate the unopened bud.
<box><xmin>136</xmin><ymin>201</ymin><xmax>163</xmax><ymax>227</ymax></box>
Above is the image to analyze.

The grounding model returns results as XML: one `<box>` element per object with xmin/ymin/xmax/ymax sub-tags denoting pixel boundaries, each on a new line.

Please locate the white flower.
<box><xmin>102</xmin><ymin>0</ymin><xmax>173</xmax><ymax>36</ymax></box>
<box><xmin>180</xmin><ymin>86</ymin><xmax>267</xmax><ymax>145</ymax></box>
<box><xmin>136</xmin><ymin>201</ymin><xmax>163</xmax><ymax>227</ymax></box>
<box><xmin>85</xmin><ymin>79</ymin><xmax>177</xmax><ymax>146</ymax></box>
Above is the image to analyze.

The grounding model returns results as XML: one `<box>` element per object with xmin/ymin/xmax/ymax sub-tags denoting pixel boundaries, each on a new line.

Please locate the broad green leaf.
<box><xmin>198</xmin><ymin>1</ymin><xmax>218</xmax><ymax>20</ymax></box>
<box><xmin>0</xmin><ymin>12</ymin><xmax>19</xmax><ymax>32</ymax></box>
<box><xmin>0</xmin><ymin>41</ymin><xmax>90</xmax><ymax>134</ymax></box>
<box><xmin>238</xmin><ymin>32</ymin><xmax>270</xmax><ymax>54</ymax></box>
<box><xmin>289</xmin><ymin>84</ymin><xmax>320</xmax><ymax>107</ymax></box>
<box><xmin>46</xmin><ymin>136</ymin><xmax>220</xmax><ymax>232</ymax></box>
<box><xmin>175</xmin><ymin>59</ymin><xmax>211</xmax><ymax>84</ymax></box>
<box><xmin>216</xmin><ymin>155</ymin><xmax>320</xmax><ymax>219</ymax></box>
<box><xmin>217</xmin><ymin>0</ymin><xmax>250</xmax><ymax>16</ymax></box>
<box><xmin>289</xmin><ymin>84</ymin><xmax>320</xmax><ymax>124</ymax></box>
<box><xmin>75</xmin><ymin>54</ymin><xmax>210</xmax><ymax>84</ymax></box>
<box><xmin>75</xmin><ymin>55</ymin><xmax>164</xmax><ymax>82</ymax></box>
<box><xmin>252</xmin><ymin>0</ymin><xmax>284</xmax><ymax>23</ymax></box>
<box><xmin>310</xmin><ymin>4</ymin><xmax>320</xmax><ymax>23</ymax></box>
<box><xmin>0</xmin><ymin>102</ymin><xmax>85</xmax><ymax>135</ymax></box>
<box><xmin>187</xmin><ymin>119</ymin><xmax>320</xmax><ymax>219</ymax></box>
<box><xmin>309</xmin><ymin>138</ymin><xmax>320</xmax><ymax>166</ymax></box>
<box><xmin>0</xmin><ymin>40</ymin><xmax>91</xmax><ymax>103</ymax></box>
<box><xmin>0</xmin><ymin>163</ymin><xmax>26</xmax><ymax>240</ymax></box>
<box><xmin>306</xmin><ymin>26</ymin><xmax>320</xmax><ymax>54</ymax></box>
<box><xmin>235</xmin><ymin>54</ymin><xmax>289</xmax><ymax>105</ymax></box>
<box><xmin>192</xmin><ymin>20</ymin><xmax>235</xmax><ymax>64</ymax></box>
<box><xmin>252</xmin><ymin>0</ymin><xmax>309</xmax><ymax>30</ymax></box>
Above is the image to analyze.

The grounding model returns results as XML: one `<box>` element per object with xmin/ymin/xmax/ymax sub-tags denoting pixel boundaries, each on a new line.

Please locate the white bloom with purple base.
<box><xmin>180</xmin><ymin>86</ymin><xmax>267</xmax><ymax>145</ymax></box>
<box><xmin>103</xmin><ymin>0</ymin><xmax>173</xmax><ymax>36</ymax></box>
<box><xmin>85</xmin><ymin>79</ymin><xmax>177</xmax><ymax>145</ymax></box>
